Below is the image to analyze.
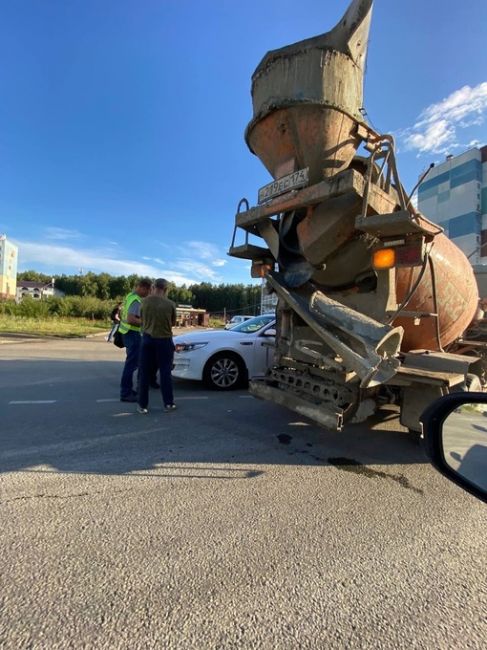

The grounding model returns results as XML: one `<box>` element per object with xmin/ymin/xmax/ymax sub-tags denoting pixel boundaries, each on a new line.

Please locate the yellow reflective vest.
<box><xmin>118</xmin><ymin>292</ymin><xmax>142</xmax><ymax>334</ymax></box>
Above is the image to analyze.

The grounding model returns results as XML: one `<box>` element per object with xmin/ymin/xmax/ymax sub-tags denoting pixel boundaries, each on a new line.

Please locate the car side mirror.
<box><xmin>421</xmin><ymin>393</ymin><xmax>487</xmax><ymax>503</ymax></box>
<box><xmin>263</xmin><ymin>328</ymin><xmax>276</xmax><ymax>337</ymax></box>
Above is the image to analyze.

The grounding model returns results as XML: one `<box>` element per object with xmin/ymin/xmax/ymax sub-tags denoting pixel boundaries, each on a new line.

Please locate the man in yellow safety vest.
<box><xmin>119</xmin><ymin>278</ymin><xmax>152</xmax><ymax>402</ymax></box>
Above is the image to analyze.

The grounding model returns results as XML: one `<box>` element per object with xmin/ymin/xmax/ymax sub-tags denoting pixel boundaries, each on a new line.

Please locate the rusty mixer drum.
<box><xmin>394</xmin><ymin>233</ymin><xmax>479</xmax><ymax>351</ymax></box>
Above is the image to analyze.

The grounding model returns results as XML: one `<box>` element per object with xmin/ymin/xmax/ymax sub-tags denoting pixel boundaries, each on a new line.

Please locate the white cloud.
<box><xmin>172</xmin><ymin>240</ymin><xmax>229</xmax><ymax>277</ymax></box>
<box><xmin>13</xmin><ymin>238</ymin><xmax>229</xmax><ymax>286</ymax></box>
<box><xmin>17</xmin><ymin>240</ymin><xmax>161</xmax><ymax>275</ymax></box>
<box><xmin>13</xmin><ymin>229</ymin><xmax>242</xmax><ymax>286</ymax></box>
<box><xmin>405</xmin><ymin>119</ymin><xmax>455</xmax><ymax>155</ymax></box>
<box><xmin>142</xmin><ymin>256</ymin><xmax>166</xmax><ymax>265</ymax></box>
<box><xmin>401</xmin><ymin>82</ymin><xmax>487</xmax><ymax>155</ymax></box>
<box><xmin>169</xmin><ymin>259</ymin><xmax>223</xmax><ymax>282</ymax></box>
<box><xmin>184</xmin><ymin>240</ymin><xmax>221</xmax><ymax>260</ymax></box>
<box><xmin>44</xmin><ymin>227</ymin><xmax>82</xmax><ymax>241</ymax></box>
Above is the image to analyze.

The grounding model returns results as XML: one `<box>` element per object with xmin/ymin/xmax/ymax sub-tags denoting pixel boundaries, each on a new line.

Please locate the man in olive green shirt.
<box><xmin>137</xmin><ymin>278</ymin><xmax>177</xmax><ymax>413</ymax></box>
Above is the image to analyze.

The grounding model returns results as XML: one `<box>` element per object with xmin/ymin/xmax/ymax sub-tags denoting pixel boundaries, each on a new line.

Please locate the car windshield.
<box><xmin>230</xmin><ymin>315</ymin><xmax>274</xmax><ymax>333</ymax></box>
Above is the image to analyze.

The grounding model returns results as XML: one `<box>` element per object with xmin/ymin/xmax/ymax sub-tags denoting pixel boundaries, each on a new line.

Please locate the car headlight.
<box><xmin>175</xmin><ymin>342</ymin><xmax>208</xmax><ymax>353</ymax></box>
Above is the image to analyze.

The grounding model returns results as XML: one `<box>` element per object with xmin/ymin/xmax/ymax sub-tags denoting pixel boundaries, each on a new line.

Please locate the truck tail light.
<box><xmin>373</xmin><ymin>248</ymin><xmax>396</xmax><ymax>270</ymax></box>
<box><xmin>373</xmin><ymin>243</ymin><xmax>424</xmax><ymax>270</ymax></box>
<box><xmin>395</xmin><ymin>244</ymin><xmax>423</xmax><ymax>266</ymax></box>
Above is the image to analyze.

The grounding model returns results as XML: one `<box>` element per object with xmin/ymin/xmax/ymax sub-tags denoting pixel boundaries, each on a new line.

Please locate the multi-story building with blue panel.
<box><xmin>418</xmin><ymin>146</ymin><xmax>487</xmax><ymax>265</ymax></box>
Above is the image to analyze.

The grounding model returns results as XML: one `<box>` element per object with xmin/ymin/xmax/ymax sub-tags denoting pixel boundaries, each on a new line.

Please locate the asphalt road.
<box><xmin>1</xmin><ymin>337</ymin><xmax>486</xmax><ymax>649</ymax></box>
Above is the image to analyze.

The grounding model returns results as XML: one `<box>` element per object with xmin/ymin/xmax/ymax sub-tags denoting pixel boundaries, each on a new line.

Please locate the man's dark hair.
<box><xmin>154</xmin><ymin>278</ymin><xmax>169</xmax><ymax>291</ymax></box>
<box><xmin>137</xmin><ymin>278</ymin><xmax>152</xmax><ymax>290</ymax></box>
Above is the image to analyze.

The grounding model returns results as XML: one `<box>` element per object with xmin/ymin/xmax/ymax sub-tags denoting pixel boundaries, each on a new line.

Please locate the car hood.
<box><xmin>174</xmin><ymin>329</ymin><xmax>249</xmax><ymax>345</ymax></box>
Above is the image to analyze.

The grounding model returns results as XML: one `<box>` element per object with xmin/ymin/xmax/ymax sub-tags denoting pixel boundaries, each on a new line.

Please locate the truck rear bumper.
<box><xmin>249</xmin><ymin>380</ymin><xmax>345</xmax><ymax>431</ymax></box>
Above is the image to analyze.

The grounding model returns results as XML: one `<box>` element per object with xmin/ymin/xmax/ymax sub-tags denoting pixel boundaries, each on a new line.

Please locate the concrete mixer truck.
<box><xmin>229</xmin><ymin>0</ymin><xmax>486</xmax><ymax>433</ymax></box>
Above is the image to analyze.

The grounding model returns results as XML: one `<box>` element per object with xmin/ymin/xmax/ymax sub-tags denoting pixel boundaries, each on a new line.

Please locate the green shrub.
<box><xmin>0</xmin><ymin>296</ymin><xmax>114</xmax><ymax>320</ymax></box>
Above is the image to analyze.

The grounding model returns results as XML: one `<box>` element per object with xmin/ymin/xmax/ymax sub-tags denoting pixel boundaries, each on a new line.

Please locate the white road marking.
<box><xmin>9</xmin><ymin>400</ymin><xmax>57</xmax><ymax>405</ymax></box>
<box><xmin>176</xmin><ymin>396</ymin><xmax>209</xmax><ymax>400</ymax></box>
<box><xmin>6</xmin><ymin>395</ymin><xmax>249</xmax><ymax>405</ymax></box>
<box><xmin>96</xmin><ymin>396</ymin><xmax>209</xmax><ymax>404</ymax></box>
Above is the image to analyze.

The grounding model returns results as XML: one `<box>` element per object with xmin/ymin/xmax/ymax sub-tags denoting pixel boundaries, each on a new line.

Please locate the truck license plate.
<box><xmin>258</xmin><ymin>168</ymin><xmax>309</xmax><ymax>204</ymax></box>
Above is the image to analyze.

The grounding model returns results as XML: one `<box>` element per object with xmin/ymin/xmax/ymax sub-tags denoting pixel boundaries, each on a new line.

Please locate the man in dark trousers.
<box><xmin>118</xmin><ymin>278</ymin><xmax>152</xmax><ymax>402</ymax></box>
<box><xmin>137</xmin><ymin>278</ymin><xmax>177</xmax><ymax>413</ymax></box>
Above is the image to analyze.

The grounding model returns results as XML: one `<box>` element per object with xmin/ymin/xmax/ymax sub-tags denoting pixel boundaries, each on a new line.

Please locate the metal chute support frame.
<box><xmin>266</xmin><ymin>272</ymin><xmax>403</xmax><ymax>389</ymax></box>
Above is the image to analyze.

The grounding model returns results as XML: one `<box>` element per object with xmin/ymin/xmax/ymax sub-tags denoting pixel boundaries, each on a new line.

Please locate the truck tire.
<box><xmin>408</xmin><ymin>374</ymin><xmax>483</xmax><ymax>439</ymax></box>
<box><xmin>465</xmin><ymin>373</ymin><xmax>482</xmax><ymax>392</ymax></box>
<box><xmin>203</xmin><ymin>352</ymin><xmax>247</xmax><ymax>391</ymax></box>
<box><xmin>452</xmin><ymin>373</ymin><xmax>482</xmax><ymax>393</ymax></box>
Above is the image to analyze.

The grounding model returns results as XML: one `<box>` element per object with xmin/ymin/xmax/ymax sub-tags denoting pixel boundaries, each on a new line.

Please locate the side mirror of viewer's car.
<box><xmin>421</xmin><ymin>393</ymin><xmax>487</xmax><ymax>503</ymax></box>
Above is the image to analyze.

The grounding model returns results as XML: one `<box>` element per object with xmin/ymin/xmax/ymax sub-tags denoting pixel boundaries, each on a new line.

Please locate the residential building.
<box><xmin>0</xmin><ymin>235</ymin><xmax>18</xmax><ymax>300</ymax></box>
<box><xmin>16</xmin><ymin>280</ymin><xmax>65</xmax><ymax>302</ymax></box>
<box><xmin>417</xmin><ymin>145</ymin><xmax>487</xmax><ymax>264</ymax></box>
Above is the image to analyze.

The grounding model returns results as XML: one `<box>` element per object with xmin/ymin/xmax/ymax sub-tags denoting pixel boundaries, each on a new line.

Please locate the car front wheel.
<box><xmin>203</xmin><ymin>352</ymin><xmax>247</xmax><ymax>390</ymax></box>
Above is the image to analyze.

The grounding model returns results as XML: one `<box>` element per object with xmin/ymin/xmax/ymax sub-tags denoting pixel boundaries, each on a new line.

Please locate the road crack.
<box><xmin>1</xmin><ymin>489</ymin><xmax>127</xmax><ymax>504</ymax></box>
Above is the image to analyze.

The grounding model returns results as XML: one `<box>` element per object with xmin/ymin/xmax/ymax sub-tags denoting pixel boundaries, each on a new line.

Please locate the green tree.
<box><xmin>79</xmin><ymin>272</ymin><xmax>98</xmax><ymax>297</ymax></box>
<box><xmin>96</xmin><ymin>273</ymin><xmax>111</xmax><ymax>300</ymax></box>
<box><xmin>17</xmin><ymin>270</ymin><xmax>52</xmax><ymax>284</ymax></box>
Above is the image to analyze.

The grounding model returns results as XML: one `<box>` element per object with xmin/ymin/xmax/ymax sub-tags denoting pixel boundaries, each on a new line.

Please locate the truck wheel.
<box><xmin>465</xmin><ymin>373</ymin><xmax>482</xmax><ymax>392</ymax></box>
<box><xmin>203</xmin><ymin>352</ymin><xmax>247</xmax><ymax>390</ymax></box>
<box><xmin>409</xmin><ymin>375</ymin><xmax>483</xmax><ymax>439</ymax></box>
<box><xmin>452</xmin><ymin>373</ymin><xmax>483</xmax><ymax>393</ymax></box>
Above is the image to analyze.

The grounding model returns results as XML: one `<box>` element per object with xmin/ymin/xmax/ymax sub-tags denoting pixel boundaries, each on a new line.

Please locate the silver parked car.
<box><xmin>224</xmin><ymin>315</ymin><xmax>254</xmax><ymax>330</ymax></box>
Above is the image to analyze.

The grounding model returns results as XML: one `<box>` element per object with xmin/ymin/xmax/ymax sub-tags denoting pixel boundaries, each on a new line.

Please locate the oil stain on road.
<box><xmin>328</xmin><ymin>457</ymin><xmax>424</xmax><ymax>495</ymax></box>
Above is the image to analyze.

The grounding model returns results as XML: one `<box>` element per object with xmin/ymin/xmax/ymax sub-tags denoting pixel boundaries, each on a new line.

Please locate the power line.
<box><xmin>210</xmin><ymin>302</ymin><xmax>263</xmax><ymax>316</ymax></box>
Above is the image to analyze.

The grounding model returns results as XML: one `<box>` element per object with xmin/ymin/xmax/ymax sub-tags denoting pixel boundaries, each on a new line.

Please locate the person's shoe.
<box><xmin>137</xmin><ymin>406</ymin><xmax>148</xmax><ymax>414</ymax></box>
<box><xmin>164</xmin><ymin>404</ymin><xmax>177</xmax><ymax>412</ymax></box>
<box><xmin>120</xmin><ymin>395</ymin><xmax>137</xmax><ymax>403</ymax></box>
<box><xmin>150</xmin><ymin>382</ymin><xmax>160</xmax><ymax>389</ymax></box>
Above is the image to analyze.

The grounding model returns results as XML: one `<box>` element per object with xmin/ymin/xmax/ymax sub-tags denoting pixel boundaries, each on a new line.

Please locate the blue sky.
<box><xmin>1</xmin><ymin>0</ymin><xmax>486</xmax><ymax>285</ymax></box>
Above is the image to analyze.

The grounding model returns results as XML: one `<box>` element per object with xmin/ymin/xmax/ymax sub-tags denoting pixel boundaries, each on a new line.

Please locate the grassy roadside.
<box><xmin>0</xmin><ymin>316</ymin><xmax>109</xmax><ymax>338</ymax></box>
<box><xmin>209</xmin><ymin>317</ymin><xmax>225</xmax><ymax>329</ymax></box>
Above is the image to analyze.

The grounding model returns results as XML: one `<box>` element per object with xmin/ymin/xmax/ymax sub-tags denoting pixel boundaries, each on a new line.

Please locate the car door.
<box><xmin>250</xmin><ymin>322</ymin><xmax>276</xmax><ymax>378</ymax></box>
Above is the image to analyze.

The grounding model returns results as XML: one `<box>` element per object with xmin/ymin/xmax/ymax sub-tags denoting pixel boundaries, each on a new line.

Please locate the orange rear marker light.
<box><xmin>373</xmin><ymin>248</ymin><xmax>396</xmax><ymax>270</ymax></box>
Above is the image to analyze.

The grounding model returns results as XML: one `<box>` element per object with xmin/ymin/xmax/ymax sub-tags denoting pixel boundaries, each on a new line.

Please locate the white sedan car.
<box><xmin>172</xmin><ymin>314</ymin><xmax>276</xmax><ymax>390</ymax></box>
